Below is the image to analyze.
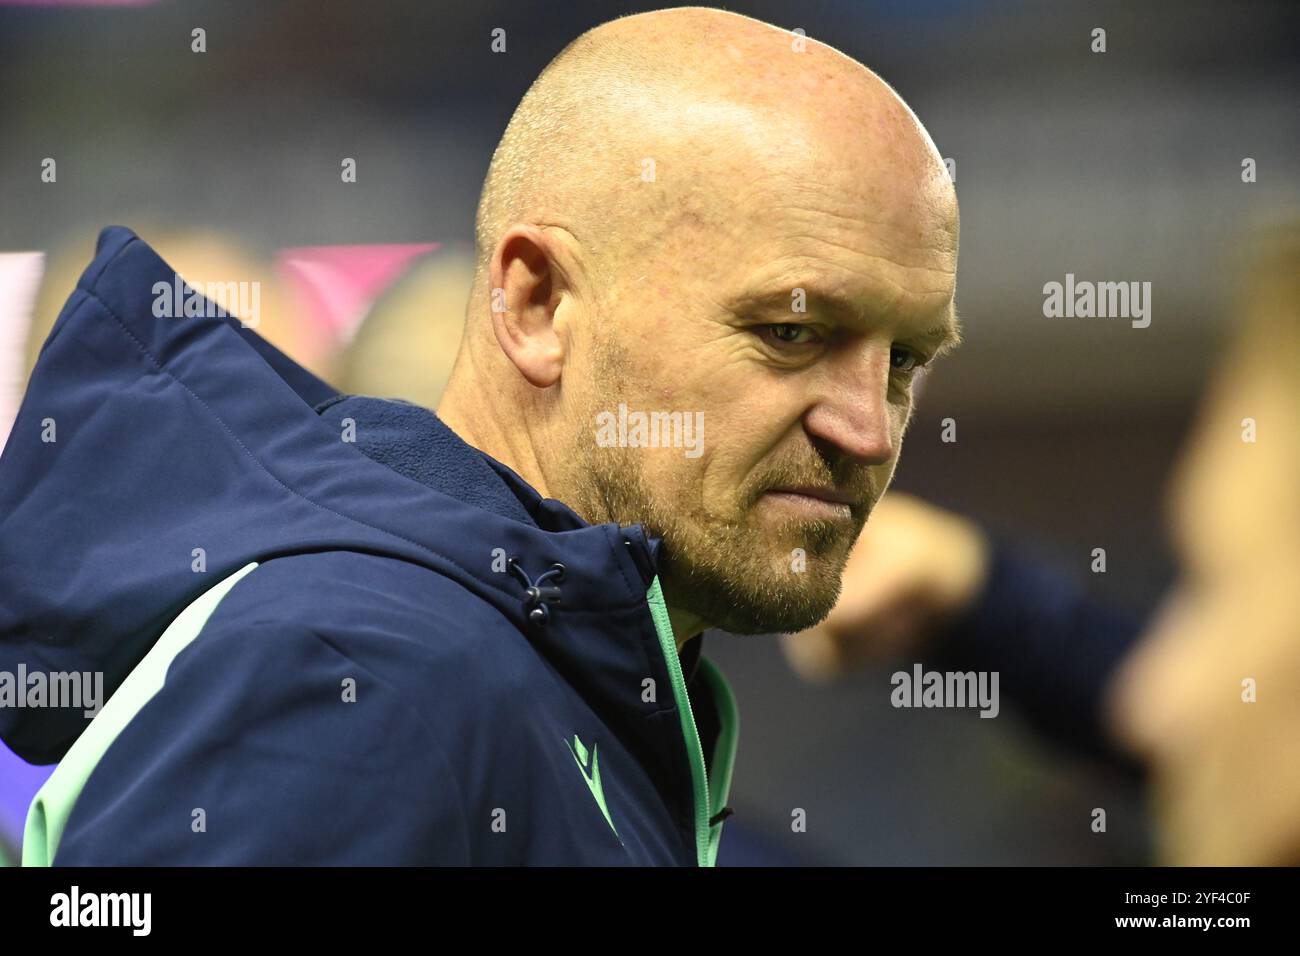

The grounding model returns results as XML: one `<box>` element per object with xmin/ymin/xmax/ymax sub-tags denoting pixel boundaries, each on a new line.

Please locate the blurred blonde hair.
<box><xmin>23</xmin><ymin>226</ymin><xmax>315</xmax><ymax>385</ymax></box>
<box><xmin>337</xmin><ymin>246</ymin><xmax>475</xmax><ymax>408</ymax></box>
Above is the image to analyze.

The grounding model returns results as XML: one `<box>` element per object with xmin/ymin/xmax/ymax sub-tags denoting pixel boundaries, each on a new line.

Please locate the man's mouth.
<box><xmin>761</xmin><ymin>484</ymin><xmax>858</xmax><ymax>519</ymax></box>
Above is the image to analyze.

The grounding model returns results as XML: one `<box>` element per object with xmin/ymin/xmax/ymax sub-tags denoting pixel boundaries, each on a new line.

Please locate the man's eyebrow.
<box><xmin>726</xmin><ymin>285</ymin><xmax>963</xmax><ymax>354</ymax></box>
<box><xmin>929</xmin><ymin>302</ymin><xmax>963</xmax><ymax>357</ymax></box>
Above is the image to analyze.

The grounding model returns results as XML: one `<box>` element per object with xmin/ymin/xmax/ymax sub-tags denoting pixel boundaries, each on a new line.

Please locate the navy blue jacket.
<box><xmin>0</xmin><ymin>227</ymin><xmax>738</xmax><ymax>866</ymax></box>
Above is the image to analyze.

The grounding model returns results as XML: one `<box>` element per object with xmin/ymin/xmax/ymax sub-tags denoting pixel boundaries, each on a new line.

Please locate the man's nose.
<box><xmin>801</xmin><ymin>345</ymin><xmax>896</xmax><ymax>466</ymax></box>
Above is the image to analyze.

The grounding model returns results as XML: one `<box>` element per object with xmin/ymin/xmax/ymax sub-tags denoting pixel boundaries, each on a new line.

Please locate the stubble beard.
<box><xmin>562</xmin><ymin>341</ymin><xmax>869</xmax><ymax>635</ymax></box>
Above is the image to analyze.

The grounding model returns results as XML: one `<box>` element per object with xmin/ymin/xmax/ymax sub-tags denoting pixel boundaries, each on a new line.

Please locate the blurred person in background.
<box><xmin>783</xmin><ymin>490</ymin><xmax>1147</xmax><ymax>770</ymax></box>
<box><xmin>785</xmin><ymin>224</ymin><xmax>1300</xmax><ymax>864</ymax></box>
<box><xmin>1106</xmin><ymin>226</ymin><xmax>1300</xmax><ymax>865</ymax></box>
<box><xmin>336</xmin><ymin>246</ymin><xmax>475</xmax><ymax>408</ymax></box>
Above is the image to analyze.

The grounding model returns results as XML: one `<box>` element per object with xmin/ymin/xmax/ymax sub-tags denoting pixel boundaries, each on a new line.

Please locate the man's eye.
<box><xmin>890</xmin><ymin>345</ymin><xmax>923</xmax><ymax>372</ymax></box>
<box><xmin>764</xmin><ymin>323</ymin><xmax>817</xmax><ymax>345</ymax></box>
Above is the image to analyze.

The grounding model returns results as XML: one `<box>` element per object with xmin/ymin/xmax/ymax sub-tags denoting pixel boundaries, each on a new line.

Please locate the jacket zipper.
<box><xmin>645</xmin><ymin>575</ymin><xmax>715</xmax><ymax>867</ymax></box>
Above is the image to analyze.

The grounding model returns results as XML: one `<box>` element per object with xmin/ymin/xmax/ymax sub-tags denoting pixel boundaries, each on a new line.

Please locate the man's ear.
<box><xmin>487</xmin><ymin>225</ymin><xmax>566</xmax><ymax>388</ymax></box>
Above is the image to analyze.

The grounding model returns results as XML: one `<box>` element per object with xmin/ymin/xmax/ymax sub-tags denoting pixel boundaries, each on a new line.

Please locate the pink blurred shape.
<box><xmin>276</xmin><ymin>243</ymin><xmax>440</xmax><ymax>350</ymax></box>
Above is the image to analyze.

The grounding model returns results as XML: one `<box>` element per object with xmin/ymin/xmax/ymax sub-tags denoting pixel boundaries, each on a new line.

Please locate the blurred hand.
<box><xmin>781</xmin><ymin>492</ymin><xmax>990</xmax><ymax>681</ymax></box>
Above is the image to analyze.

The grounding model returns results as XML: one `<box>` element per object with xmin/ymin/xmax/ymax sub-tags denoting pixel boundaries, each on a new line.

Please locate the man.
<box><xmin>0</xmin><ymin>7</ymin><xmax>958</xmax><ymax>865</ymax></box>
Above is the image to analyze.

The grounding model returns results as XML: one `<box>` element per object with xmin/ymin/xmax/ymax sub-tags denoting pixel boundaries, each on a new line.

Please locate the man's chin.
<box><xmin>663</xmin><ymin>551</ymin><xmax>846</xmax><ymax>636</ymax></box>
<box><xmin>701</xmin><ymin>586</ymin><xmax>841</xmax><ymax>636</ymax></box>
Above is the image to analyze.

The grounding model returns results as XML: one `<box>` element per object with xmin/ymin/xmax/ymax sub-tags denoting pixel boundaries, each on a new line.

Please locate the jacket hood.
<box><xmin>0</xmin><ymin>226</ymin><xmax>670</xmax><ymax>764</ymax></box>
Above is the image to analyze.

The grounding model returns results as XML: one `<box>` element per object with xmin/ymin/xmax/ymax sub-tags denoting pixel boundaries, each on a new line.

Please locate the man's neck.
<box><xmin>437</xmin><ymin>369</ymin><xmax>553</xmax><ymax>502</ymax></box>
<box><xmin>667</xmin><ymin>601</ymin><xmax>707</xmax><ymax>653</ymax></box>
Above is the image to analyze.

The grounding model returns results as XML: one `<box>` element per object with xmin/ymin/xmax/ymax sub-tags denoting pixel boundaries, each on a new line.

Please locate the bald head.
<box><xmin>442</xmin><ymin>6</ymin><xmax>960</xmax><ymax>641</ymax></box>
<box><xmin>470</xmin><ymin>6</ymin><xmax>954</xmax><ymax>310</ymax></box>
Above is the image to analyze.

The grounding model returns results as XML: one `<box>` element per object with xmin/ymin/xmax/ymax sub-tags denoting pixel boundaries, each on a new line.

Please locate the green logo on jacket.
<box><xmin>565</xmin><ymin>734</ymin><xmax>620</xmax><ymax>842</ymax></box>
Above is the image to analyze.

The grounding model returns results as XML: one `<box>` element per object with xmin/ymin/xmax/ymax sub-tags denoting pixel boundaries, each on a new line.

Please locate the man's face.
<box><xmin>562</xmin><ymin>106</ymin><xmax>959</xmax><ymax>635</ymax></box>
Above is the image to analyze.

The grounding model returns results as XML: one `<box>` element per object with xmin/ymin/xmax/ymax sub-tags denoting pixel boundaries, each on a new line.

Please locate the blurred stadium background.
<box><xmin>1</xmin><ymin>0</ymin><xmax>1297</xmax><ymax>864</ymax></box>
